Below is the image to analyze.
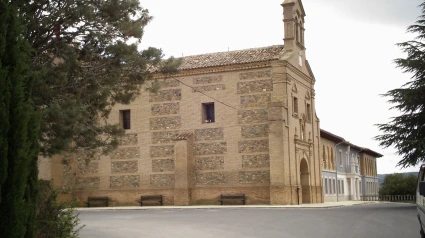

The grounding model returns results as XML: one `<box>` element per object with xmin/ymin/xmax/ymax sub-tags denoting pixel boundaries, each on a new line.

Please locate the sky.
<box><xmin>138</xmin><ymin>0</ymin><xmax>423</xmax><ymax>174</ymax></box>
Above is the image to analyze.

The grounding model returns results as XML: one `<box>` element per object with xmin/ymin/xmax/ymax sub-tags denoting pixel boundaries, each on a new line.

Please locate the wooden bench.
<box><xmin>219</xmin><ymin>194</ymin><xmax>246</xmax><ymax>205</ymax></box>
<box><xmin>86</xmin><ymin>196</ymin><xmax>109</xmax><ymax>207</ymax></box>
<box><xmin>137</xmin><ymin>195</ymin><xmax>163</xmax><ymax>206</ymax></box>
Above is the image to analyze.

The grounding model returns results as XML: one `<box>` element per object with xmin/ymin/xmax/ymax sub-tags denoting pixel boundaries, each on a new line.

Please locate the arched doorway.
<box><xmin>300</xmin><ymin>158</ymin><xmax>311</xmax><ymax>204</ymax></box>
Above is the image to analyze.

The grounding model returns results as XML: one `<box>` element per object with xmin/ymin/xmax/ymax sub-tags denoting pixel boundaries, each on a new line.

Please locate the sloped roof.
<box><xmin>179</xmin><ymin>45</ymin><xmax>285</xmax><ymax>70</ymax></box>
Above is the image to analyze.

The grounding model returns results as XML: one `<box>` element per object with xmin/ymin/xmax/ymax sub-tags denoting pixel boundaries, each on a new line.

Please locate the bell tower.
<box><xmin>282</xmin><ymin>0</ymin><xmax>306</xmax><ymax>52</ymax></box>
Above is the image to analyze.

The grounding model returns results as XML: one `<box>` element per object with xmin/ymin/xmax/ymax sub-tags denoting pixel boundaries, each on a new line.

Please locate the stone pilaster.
<box><xmin>173</xmin><ymin>133</ymin><xmax>194</xmax><ymax>205</ymax></box>
<box><xmin>268</xmin><ymin>101</ymin><xmax>287</xmax><ymax>204</ymax></box>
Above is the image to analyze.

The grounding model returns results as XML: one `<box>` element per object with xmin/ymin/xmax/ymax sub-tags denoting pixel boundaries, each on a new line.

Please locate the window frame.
<box><xmin>120</xmin><ymin>109</ymin><xmax>131</xmax><ymax>130</ymax></box>
<box><xmin>202</xmin><ymin>102</ymin><xmax>215</xmax><ymax>123</ymax></box>
<box><xmin>293</xmin><ymin>96</ymin><xmax>298</xmax><ymax>116</ymax></box>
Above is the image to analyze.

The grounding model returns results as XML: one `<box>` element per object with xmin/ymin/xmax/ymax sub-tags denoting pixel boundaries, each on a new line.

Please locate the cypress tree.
<box><xmin>0</xmin><ymin>0</ymin><xmax>11</xmax><ymax>204</ymax></box>
<box><xmin>0</xmin><ymin>1</ymin><xmax>40</xmax><ymax>237</ymax></box>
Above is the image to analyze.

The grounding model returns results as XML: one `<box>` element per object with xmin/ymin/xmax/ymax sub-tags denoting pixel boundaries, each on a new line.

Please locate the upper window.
<box><xmin>339</xmin><ymin>150</ymin><xmax>343</xmax><ymax>167</ymax></box>
<box><xmin>293</xmin><ymin>97</ymin><xmax>298</xmax><ymax>115</ymax></box>
<box><xmin>120</xmin><ymin>110</ymin><xmax>131</xmax><ymax>130</ymax></box>
<box><xmin>202</xmin><ymin>103</ymin><xmax>215</xmax><ymax>123</ymax></box>
<box><xmin>306</xmin><ymin>103</ymin><xmax>311</xmax><ymax>121</ymax></box>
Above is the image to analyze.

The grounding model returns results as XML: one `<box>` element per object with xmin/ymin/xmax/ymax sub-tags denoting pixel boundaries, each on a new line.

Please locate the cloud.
<box><xmin>314</xmin><ymin>0</ymin><xmax>422</xmax><ymax>28</ymax></box>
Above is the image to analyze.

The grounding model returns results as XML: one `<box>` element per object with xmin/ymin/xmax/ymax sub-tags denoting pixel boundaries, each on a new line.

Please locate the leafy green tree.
<box><xmin>35</xmin><ymin>180</ymin><xmax>83</xmax><ymax>238</ymax></box>
<box><xmin>379</xmin><ymin>173</ymin><xmax>417</xmax><ymax>196</ymax></box>
<box><xmin>375</xmin><ymin>2</ymin><xmax>425</xmax><ymax>168</ymax></box>
<box><xmin>14</xmin><ymin>0</ymin><xmax>181</xmax><ymax>156</ymax></box>
<box><xmin>0</xmin><ymin>1</ymin><xmax>40</xmax><ymax>237</ymax></box>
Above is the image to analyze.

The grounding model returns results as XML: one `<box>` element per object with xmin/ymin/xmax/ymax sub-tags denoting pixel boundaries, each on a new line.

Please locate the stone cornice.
<box><xmin>282</xmin><ymin>61</ymin><xmax>315</xmax><ymax>85</ymax></box>
<box><xmin>295</xmin><ymin>139</ymin><xmax>312</xmax><ymax>149</ymax></box>
<box><xmin>153</xmin><ymin>62</ymin><xmax>272</xmax><ymax>79</ymax></box>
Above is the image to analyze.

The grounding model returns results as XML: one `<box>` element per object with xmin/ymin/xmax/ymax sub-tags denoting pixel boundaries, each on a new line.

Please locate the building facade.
<box><xmin>39</xmin><ymin>0</ymin><xmax>326</xmax><ymax>206</ymax></box>
<box><xmin>320</xmin><ymin>129</ymin><xmax>382</xmax><ymax>202</ymax></box>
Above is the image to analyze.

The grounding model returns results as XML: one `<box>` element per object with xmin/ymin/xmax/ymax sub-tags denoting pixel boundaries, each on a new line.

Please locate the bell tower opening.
<box><xmin>282</xmin><ymin>0</ymin><xmax>306</xmax><ymax>52</ymax></box>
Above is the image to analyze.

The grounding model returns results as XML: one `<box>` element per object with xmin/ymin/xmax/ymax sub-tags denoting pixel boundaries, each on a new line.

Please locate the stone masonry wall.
<box><xmin>150</xmin><ymin>145</ymin><xmax>174</xmax><ymax>158</ymax></box>
<box><xmin>150</xmin><ymin>116</ymin><xmax>181</xmax><ymax>130</ymax></box>
<box><xmin>77</xmin><ymin>162</ymin><xmax>99</xmax><ymax>175</ymax></box>
<box><xmin>158</xmin><ymin>78</ymin><xmax>180</xmax><ymax>88</ymax></box>
<box><xmin>239</xmin><ymin>171</ymin><xmax>270</xmax><ymax>184</ymax></box>
<box><xmin>195</xmin><ymin>128</ymin><xmax>224</xmax><ymax>141</ymax></box>
<box><xmin>110</xmin><ymin>175</ymin><xmax>140</xmax><ymax>188</ymax></box>
<box><xmin>239</xmin><ymin>70</ymin><xmax>272</xmax><ymax>80</ymax></box>
<box><xmin>238</xmin><ymin>109</ymin><xmax>268</xmax><ymax>124</ymax></box>
<box><xmin>152</xmin><ymin>159</ymin><xmax>175</xmax><ymax>172</ymax></box>
<box><xmin>194</xmin><ymin>142</ymin><xmax>227</xmax><ymax>156</ymax></box>
<box><xmin>150</xmin><ymin>89</ymin><xmax>182</xmax><ymax>102</ymax></box>
<box><xmin>196</xmin><ymin>156</ymin><xmax>225</xmax><ymax>170</ymax></box>
<box><xmin>240</xmin><ymin>94</ymin><xmax>271</xmax><ymax>108</ymax></box>
<box><xmin>193</xmin><ymin>75</ymin><xmax>223</xmax><ymax>84</ymax></box>
<box><xmin>241</xmin><ymin>124</ymin><xmax>269</xmax><ymax>138</ymax></box>
<box><xmin>237</xmin><ymin>80</ymin><xmax>273</xmax><ymax>94</ymax></box>
<box><xmin>193</xmin><ymin>84</ymin><xmax>225</xmax><ymax>92</ymax></box>
<box><xmin>111</xmin><ymin>161</ymin><xmax>138</xmax><ymax>174</ymax></box>
<box><xmin>242</xmin><ymin>154</ymin><xmax>270</xmax><ymax>169</ymax></box>
<box><xmin>239</xmin><ymin>140</ymin><xmax>269</xmax><ymax>153</ymax></box>
<box><xmin>75</xmin><ymin>177</ymin><xmax>100</xmax><ymax>190</ymax></box>
<box><xmin>151</xmin><ymin>131</ymin><xmax>180</xmax><ymax>144</ymax></box>
<box><xmin>119</xmin><ymin>133</ymin><xmax>138</xmax><ymax>146</ymax></box>
<box><xmin>151</xmin><ymin>103</ymin><xmax>180</xmax><ymax>116</ymax></box>
<box><xmin>150</xmin><ymin>174</ymin><xmax>175</xmax><ymax>187</ymax></box>
<box><xmin>195</xmin><ymin>172</ymin><xmax>228</xmax><ymax>185</ymax></box>
<box><xmin>111</xmin><ymin>147</ymin><xmax>140</xmax><ymax>160</ymax></box>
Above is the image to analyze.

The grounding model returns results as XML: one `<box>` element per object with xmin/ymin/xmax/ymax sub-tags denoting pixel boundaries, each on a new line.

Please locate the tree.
<box><xmin>14</xmin><ymin>0</ymin><xmax>181</xmax><ymax>156</ymax></box>
<box><xmin>379</xmin><ymin>173</ymin><xmax>417</xmax><ymax>196</ymax></box>
<box><xmin>0</xmin><ymin>1</ymin><xmax>40</xmax><ymax>237</ymax></box>
<box><xmin>375</xmin><ymin>2</ymin><xmax>425</xmax><ymax>168</ymax></box>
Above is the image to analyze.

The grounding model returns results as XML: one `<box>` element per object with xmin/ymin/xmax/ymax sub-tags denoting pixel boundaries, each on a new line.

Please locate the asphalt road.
<box><xmin>78</xmin><ymin>203</ymin><xmax>419</xmax><ymax>238</ymax></box>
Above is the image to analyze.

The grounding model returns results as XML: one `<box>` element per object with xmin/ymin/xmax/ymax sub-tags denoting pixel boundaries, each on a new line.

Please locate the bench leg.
<box><xmin>160</xmin><ymin>201</ymin><xmax>162</xmax><ymax>206</ymax></box>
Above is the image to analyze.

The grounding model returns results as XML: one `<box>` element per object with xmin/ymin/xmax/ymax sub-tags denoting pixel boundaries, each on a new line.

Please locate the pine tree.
<box><xmin>0</xmin><ymin>2</ymin><xmax>40</xmax><ymax>237</ymax></box>
<box><xmin>375</xmin><ymin>2</ymin><xmax>425</xmax><ymax>168</ymax></box>
<box><xmin>15</xmin><ymin>0</ymin><xmax>181</xmax><ymax>156</ymax></box>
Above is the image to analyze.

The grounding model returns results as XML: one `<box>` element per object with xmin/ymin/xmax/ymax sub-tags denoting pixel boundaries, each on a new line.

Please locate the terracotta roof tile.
<box><xmin>179</xmin><ymin>45</ymin><xmax>285</xmax><ymax>70</ymax></box>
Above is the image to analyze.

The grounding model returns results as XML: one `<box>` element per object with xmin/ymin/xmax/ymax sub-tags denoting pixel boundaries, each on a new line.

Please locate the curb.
<box><xmin>74</xmin><ymin>201</ymin><xmax>380</xmax><ymax>212</ymax></box>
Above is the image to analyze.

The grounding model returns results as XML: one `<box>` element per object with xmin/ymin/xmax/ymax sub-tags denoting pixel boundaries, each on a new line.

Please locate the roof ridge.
<box><xmin>181</xmin><ymin>45</ymin><xmax>284</xmax><ymax>58</ymax></box>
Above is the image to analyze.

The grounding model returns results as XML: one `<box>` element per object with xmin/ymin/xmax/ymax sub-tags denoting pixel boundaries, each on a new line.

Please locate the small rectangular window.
<box><xmin>325</xmin><ymin>178</ymin><xmax>328</xmax><ymax>194</ymax></box>
<box><xmin>202</xmin><ymin>103</ymin><xmax>215</xmax><ymax>123</ymax></box>
<box><xmin>306</xmin><ymin>103</ymin><xmax>311</xmax><ymax>121</ymax></box>
<box><xmin>120</xmin><ymin>110</ymin><xmax>131</xmax><ymax>129</ymax></box>
<box><xmin>337</xmin><ymin>180</ymin><xmax>340</xmax><ymax>194</ymax></box>
<box><xmin>293</xmin><ymin>97</ymin><xmax>298</xmax><ymax>115</ymax></box>
<box><xmin>339</xmin><ymin>151</ymin><xmax>343</xmax><ymax>167</ymax></box>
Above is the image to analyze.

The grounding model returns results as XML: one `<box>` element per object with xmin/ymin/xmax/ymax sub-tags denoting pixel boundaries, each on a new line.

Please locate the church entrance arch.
<box><xmin>300</xmin><ymin>158</ymin><xmax>311</xmax><ymax>204</ymax></box>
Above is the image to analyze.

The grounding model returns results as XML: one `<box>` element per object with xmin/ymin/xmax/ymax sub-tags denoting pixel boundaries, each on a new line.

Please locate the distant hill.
<box><xmin>378</xmin><ymin>172</ymin><xmax>419</xmax><ymax>187</ymax></box>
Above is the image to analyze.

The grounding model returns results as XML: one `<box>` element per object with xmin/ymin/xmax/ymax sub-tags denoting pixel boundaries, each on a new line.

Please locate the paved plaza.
<box><xmin>77</xmin><ymin>202</ymin><xmax>419</xmax><ymax>238</ymax></box>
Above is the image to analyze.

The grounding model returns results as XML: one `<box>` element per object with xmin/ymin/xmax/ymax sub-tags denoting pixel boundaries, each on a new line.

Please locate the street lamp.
<box><xmin>335</xmin><ymin>140</ymin><xmax>347</xmax><ymax>202</ymax></box>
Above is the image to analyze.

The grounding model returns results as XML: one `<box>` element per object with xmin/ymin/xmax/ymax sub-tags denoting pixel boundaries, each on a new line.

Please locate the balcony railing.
<box><xmin>361</xmin><ymin>195</ymin><xmax>416</xmax><ymax>202</ymax></box>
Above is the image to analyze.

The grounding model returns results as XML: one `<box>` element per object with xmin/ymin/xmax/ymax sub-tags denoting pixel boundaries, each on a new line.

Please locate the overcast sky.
<box><xmin>139</xmin><ymin>0</ymin><xmax>423</xmax><ymax>174</ymax></box>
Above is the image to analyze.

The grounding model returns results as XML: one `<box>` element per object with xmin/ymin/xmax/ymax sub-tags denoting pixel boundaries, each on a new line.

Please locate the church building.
<box><xmin>39</xmin><ymin>0</ymin><xmax>325</xmax><ymax>206</ymax></box>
